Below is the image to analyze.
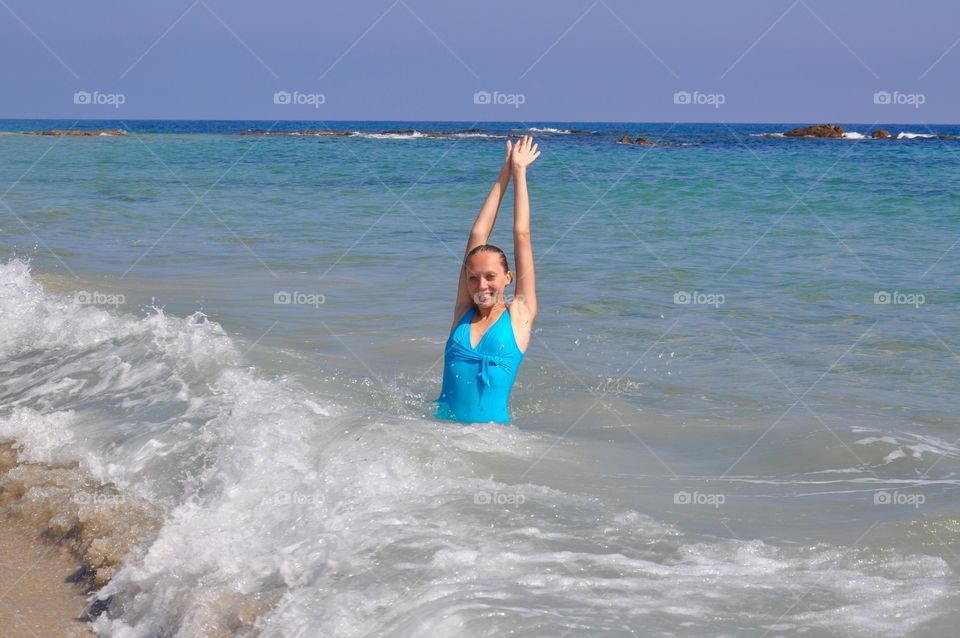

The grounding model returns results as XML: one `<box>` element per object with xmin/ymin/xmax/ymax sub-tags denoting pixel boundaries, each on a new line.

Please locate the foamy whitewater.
<box><xmin>0</xmin><ymin>259</ymin><xmax>953</xmax><ymax>637</ymax></box>
<box><xmin>1</xmin><ymin>121</ymin><xmax>959</xmax><ymax>636</ymax></box>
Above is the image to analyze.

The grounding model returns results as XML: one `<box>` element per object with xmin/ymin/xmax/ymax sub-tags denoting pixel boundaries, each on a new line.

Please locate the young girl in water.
<box><xmin>434</xmin><ymin>135</ymin><xmax>540</xmax><ymax>423</ymax></box>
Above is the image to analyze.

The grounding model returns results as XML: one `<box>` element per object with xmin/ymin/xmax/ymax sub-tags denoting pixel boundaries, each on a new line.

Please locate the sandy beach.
<box><xmin>0</xmin><ymin>518</ymin><xmax>94</xmax><ymax>637</ymax></box>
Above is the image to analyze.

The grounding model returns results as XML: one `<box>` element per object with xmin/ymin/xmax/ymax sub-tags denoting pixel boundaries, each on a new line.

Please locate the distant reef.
<box><xmin>757</xmin><ymin>124</ymin><xmax>958</xmax><ymax>140</ymax></box>
<box><xmin>30</xmin><ymin>129</ymin><xmax>127</xmax><ymax>137</ymax></box>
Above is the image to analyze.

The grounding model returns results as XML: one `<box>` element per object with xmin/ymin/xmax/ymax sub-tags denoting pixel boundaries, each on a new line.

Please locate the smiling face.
<box><xmin>466</xmin><ymin>251</ymin><xmax>512</xmax><ymax>309</ymax></box>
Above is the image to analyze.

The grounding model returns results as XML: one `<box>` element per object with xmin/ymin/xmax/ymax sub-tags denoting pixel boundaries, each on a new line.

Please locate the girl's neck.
<box><xmin>474</xmin><ymin>303</ymin><xmax>505</xmax><ymax>321</ymax></box>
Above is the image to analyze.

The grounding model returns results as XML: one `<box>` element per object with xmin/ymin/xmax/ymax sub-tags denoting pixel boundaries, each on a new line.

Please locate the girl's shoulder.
<box><xmin>507</xmin><ymin>301</ymin><xmax>535</xmax><ymax>354</ymax></box>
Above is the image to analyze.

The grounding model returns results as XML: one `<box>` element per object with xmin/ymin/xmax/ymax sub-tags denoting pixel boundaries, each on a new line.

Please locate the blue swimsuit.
<box><xmin>434</xmin><ymin>306</ymin><xmax>525</xmax><ymax>423</ymax></box>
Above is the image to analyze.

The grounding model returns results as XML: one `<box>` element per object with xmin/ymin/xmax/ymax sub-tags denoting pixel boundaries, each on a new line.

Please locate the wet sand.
<box><xmin>0</xmin><ymin>518</ymin><xmax>95</xmax><ymax>637</ymax></box>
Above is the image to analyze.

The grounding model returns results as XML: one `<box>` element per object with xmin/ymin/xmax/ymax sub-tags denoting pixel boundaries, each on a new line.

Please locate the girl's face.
<box><xmin>466</xmin><ymin>252</ymin><xmax>512</xmax><ymax>309</ymax></box>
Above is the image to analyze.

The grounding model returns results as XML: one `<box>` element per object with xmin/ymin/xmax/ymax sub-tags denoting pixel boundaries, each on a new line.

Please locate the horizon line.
<box><xmin>0</xmin><ymin>117</ymin><xmax>957</xmax><ymax>126</ymax></box>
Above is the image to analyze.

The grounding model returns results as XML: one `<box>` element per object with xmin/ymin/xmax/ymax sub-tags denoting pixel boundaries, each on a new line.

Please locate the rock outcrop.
<box><xmin>782</xmin><ymin>124</ymin><xmax>845</xmax><ymax>138</ymax></box>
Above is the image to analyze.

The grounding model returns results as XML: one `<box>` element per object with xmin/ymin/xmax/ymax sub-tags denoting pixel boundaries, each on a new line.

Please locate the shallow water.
<box><xmin>0</xmin><ymin>120</ymin><xmax>958</xmax><ymax>636</ymax></box>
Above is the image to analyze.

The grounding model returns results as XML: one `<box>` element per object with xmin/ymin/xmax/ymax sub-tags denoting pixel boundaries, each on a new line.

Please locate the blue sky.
<box><xmin>3</xmin><ymin>0</ymin><xmax>958</xmax><ymax>122</ymax></box>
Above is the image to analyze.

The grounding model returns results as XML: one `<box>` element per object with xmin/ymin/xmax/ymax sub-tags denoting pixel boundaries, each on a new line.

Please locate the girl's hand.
<box><xmin>502</xmin><ymin>139</ymin><xmax>513</xmax><ymax>172</ymax></box>
<box><xmin>511</xmin><ymin>135</ymin><xmax>540</xmax><ymax>171</ymax></box>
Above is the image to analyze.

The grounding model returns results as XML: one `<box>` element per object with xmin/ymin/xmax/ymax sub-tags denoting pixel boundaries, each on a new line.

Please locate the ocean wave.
<box><xmin>523</xmin><ymin>127</ymin><xmax>572</xmax><ymax>134</ymax></box>
<box><xmin>897</xmin><ymin>132</ymin><xmax>937</xmax><ymax>139</ymax></box>
<box><xmin>356</xmin><ymin>130</ymin><xmax>427</xmax><ymax>140</ymax></box>
<box><xmin>446</xmin><ymin>132</ymin><xmax>505</xmax><ymax>139</ymax></box>
<box><xmin>239</xmin><ymin>129</ymin><xmax>506</xmax><ymax>141</ymax></box>
<box><xmin>851</xmin><ymin>425</ymin><xmax>960</xmax><ymax>465</ymax></box>
<box><xmin>354</xmin><ymin>130</ymin><xmax>506</xmax><ymax>141</ymax></box>
<box><xmin>240</xmin><ymin>130</ymin><xmax>358</xmax><ymax>138</ymax></box>
<box><xmin>0</xmin><ymin>258</ymin><xmax>954</xmax><ymax>637</ymax></box>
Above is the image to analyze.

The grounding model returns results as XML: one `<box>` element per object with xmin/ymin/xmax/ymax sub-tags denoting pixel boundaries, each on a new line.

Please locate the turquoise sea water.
<box><xmin>0</xmin><ymin>120</ymin><xmax>958</xmax><ymax>636</ymax></box>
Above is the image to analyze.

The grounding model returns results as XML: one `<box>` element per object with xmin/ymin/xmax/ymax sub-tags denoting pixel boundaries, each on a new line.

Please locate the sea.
<box><xmin>0</xmin><ymin>120</ymin><xmax>958</xmax><ymax>637</ymax></box>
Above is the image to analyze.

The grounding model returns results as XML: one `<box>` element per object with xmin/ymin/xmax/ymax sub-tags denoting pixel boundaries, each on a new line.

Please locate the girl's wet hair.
<box><xmin>466</xmin><ymin>244</ymin><xmax>510</xmax><ymax>274</ymax></box>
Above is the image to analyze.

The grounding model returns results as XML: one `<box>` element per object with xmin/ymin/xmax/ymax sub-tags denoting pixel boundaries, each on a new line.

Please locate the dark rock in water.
<box><xmin>37</xmin><ymin>129</ymin><xmax>127</xmax><ymax>137</ymax></box>
<box><xmin>783</xmin><ymin>124</ymin><xmax>845</xmax><ymax>138</ymax></box>
<box><xmin>382</xmin><ymin>129</ymin><xmax>417</xmax><ymax>135</ymax></box>
<box><xmin>66</xmin><ymin>565</ymin><xmax>94</xmax><ymax>584</ymax></box>
<box><xmin>871</xmin><ymin>129</ymin><xmax>891</xmax><ymax>139</ymax></box>
<box><xmin>83</xmin><ymin>595</ymin><xmax>112</xmax><ymax>620</ymax></box>
<box><xmin>303</xmin><ymin>130</ymin><xmax>355</xmax><ymax>137</ymax></box>
<box><xmin>458</xmin><ymin>128</ymin><xmax>484</xmax><ymax>133</ymax></box>
<box><xmin>618</xmin><ymin>134</ymin><xmax>660</xmax><ymax>146</ymax></box>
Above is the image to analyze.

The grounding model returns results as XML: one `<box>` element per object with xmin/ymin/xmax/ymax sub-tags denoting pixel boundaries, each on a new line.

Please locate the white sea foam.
<box><xmin>524</xmin><ymin>127</ymin><xmax>572</xmax><ymax>134</ymax></box>
<box><xmin>897</xmin><ymin>132</ymin><xmax>937</xmax><ymax>139</ymax></box>
<box><xmin>357</xmin><ymin>130</ymin><xmax>427</xmax><ymax>140</ymax></box>
<box><xmin>0</xmin><ymin>258</ymin><xmax>953</xmax><ymax>637</ymax></box>
<box><xmin>852</xmin><ymin>425</ymin><xmax>960</xmax><ymax>465</ymax></box>
<box><xmin>447</xmin><ymin>132</ymin><xmax>504</xmax><ymax>139</ymax></box>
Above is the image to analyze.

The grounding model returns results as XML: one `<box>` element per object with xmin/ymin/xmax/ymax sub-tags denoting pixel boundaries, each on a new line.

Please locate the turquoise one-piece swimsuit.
<box><xmin>434</xmin><ymin>306</ymin><xmax>525</xmax><ymax>423</ymax></box>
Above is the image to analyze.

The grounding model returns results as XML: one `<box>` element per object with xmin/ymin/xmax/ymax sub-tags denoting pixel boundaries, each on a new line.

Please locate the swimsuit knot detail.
<box><xmin>445</xmin><ymin>343</ymin><xmax>502</xmax><ymax>386</ymax></box>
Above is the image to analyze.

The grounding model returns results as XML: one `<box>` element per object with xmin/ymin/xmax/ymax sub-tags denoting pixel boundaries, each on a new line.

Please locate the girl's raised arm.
<box><xmin>510</xmin><ymin>136</ymin><xmax>540</xmax><ymax>351</ymax></box>
<box><xmin>450</xmin><ymin>140</ymin><xmax>513</xmax><ymax>331</ymax></box>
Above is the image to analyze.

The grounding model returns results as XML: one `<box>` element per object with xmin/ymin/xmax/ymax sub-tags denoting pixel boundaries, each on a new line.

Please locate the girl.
<box><xmin>434</xmin><ymin>135</ymin><xmax>540</xmax><ymax>423</ymax></box>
